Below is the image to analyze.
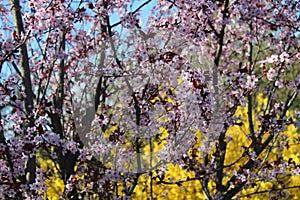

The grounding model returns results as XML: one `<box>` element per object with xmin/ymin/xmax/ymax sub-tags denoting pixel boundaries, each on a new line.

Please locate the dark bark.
<box><xmin>11</xmin><ymin>0</ymin><xmax>36</xmax><ymax>184</ymax></box>
<box><xmin>213</xmin><ymin>0</ymin><xmax>230</xmax><ymax>194</ymax></box>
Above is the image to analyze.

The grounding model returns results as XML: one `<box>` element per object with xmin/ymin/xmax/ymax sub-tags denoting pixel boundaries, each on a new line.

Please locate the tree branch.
<box><xmin>222</xmin><ymin>90</ymin><xmax>298</xmax><ymax>199</ymax></box>
<box><xmin>11</xmin><ymin>0</ymin><xmax>36</xmax><ymax>184</ymax></box>
<box><xmin>214</xmin><ymin>0</ymin><xmax>230</xmax><ymax>194</ymax></box>
<box><xmin>111</xmin><ymin>0</ymin><xmax>152</xmax><ymax>28</ymax></box>
<box><xmin>239</xmin><ymin>185</ymin><xmax>300</xmax><ymax>198</ymax></box>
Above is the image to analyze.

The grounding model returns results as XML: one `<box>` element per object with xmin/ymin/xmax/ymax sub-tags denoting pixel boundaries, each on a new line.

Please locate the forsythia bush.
<box><xmin>39</xmin><ymin>93</ymin><xmax>299</xmax><ymax>199</ymax></box>
<box><xmin>223</xmin><ymin>94</ymin><xmax>300</xmax><ymax>200</ymax></box>
<box><xmin>131</xmin><ymin>94</ymin><xmax>300</xmax><ymax>200</ymax></box>
<box><xmin>37</xmin><ymin>152</ymin><xmax>64</xmax><ymax>200</ymax></box>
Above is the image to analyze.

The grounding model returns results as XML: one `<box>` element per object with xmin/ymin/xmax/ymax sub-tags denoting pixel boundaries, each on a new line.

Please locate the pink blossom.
<box><xmin>266</xmin><ymin>67</ymin><xmax>277</xmax><ymax>81</ymax></box>
<box><xmin>279</xmin><ymin>52</ymin><xmax>289</xmax><ymax>62</ymax></box>
<box><xmin>292</xmin><ymin>167</ymin><xmax>300</xmax><ymax>176</ymax></box>
<box><xmin>267</xmin><ymin>54</ymin><xmax>279</xmax><ymax>63</ymax></box>
<box><xmin>275</xmin><ymin>79</ymin><xmax>284</xmax><ymax>88</ymax></box>
<box><xmin>245</xmin><ymin>75</ymin><xmax>258</xmax><ymax>89</ymax></box>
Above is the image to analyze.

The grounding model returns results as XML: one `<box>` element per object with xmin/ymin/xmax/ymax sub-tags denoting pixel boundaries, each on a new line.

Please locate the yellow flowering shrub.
<box><xmin>38</xmin><ymin>93</ymin><xmax>299</xmax><ymax>199</ymax></box>
<box><xmin>37</xmin><ymin>152</ymin><xmax>64</xmax><ymax>200</ymax></box>
<box><xmin>131</xmin><ymin>93</ymin><xmax>300</xmax><ymax>199</ymax></box>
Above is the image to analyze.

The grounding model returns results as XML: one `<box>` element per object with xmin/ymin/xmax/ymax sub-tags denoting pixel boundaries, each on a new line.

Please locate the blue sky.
<box><xmin>0</xmin><ymin>0</ymin><xmax>157</xmax><ymax>79</ymax></box>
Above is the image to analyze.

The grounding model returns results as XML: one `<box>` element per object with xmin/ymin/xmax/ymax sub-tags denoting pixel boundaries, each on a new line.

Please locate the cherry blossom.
<box><xmin>0</xmin><ymin>0</ymin><xmax>299</xmax><ymax>199</ymax></box>
<box><xmin>267</xmin><ymin>67</ymin><xmax>278</xmax><ymax>81</ymax></box>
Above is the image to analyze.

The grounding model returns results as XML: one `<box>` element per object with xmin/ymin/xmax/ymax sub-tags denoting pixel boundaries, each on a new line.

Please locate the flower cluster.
<box><xmin>121</xmin><ymin>12</ymin><xmax>140</xmax><ymax>29</ymax></box>
<box><xmin>0</xmin><ymin>0</ymin><xmax>299</xmax><ymax>199</ymax></box>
